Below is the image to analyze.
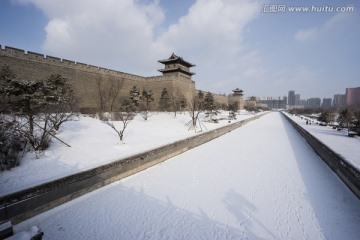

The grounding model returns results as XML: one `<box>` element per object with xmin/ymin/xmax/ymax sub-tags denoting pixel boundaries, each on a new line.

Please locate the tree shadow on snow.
<box><xmin>17</xmin><ymin>185</ymin><xmax>265</xmax><ymax>240</ymax></box>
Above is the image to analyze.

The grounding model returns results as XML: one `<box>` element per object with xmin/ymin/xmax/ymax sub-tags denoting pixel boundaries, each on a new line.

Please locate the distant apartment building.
<box><xmin>333</xmin><ymin>94</ymin><xmax>346</xmax><ymax>108</ymax></box>
<box><xmin>306</xmin><ymin>98</ymin><xmax>321</xmax><ymax>108</ymax></box>
<box><xmin>288</xmin><ymin>90</ymin><xmax>295</xmax><ymax>106</ymax></box>
<box><xmin>283</xmin><ymin>96</ymin><xmax>287</xmax><ymax>105</ymax></box>
<box><xmin>321</xmin><ymin>98</ymin><xmax>332</xmax><ymax>108</ymax></box>
<box><xmin>346</xmin><ymin>87</ymin><xmax>360</xmax><ymax>106</ymax></box>
<box><xmin>260</xmin><ymin>99</ymin><xmax>286</xmax><ymax>110</ymax></box>
<box><xmin>295</xmin><ymin>94</ymin><xmax>300</xmax><ymax>105</ymax></box>
<box><xmin>299</xmin><ymin>99</ymin><xmax>307</xmax><ymax>106</ymax></box>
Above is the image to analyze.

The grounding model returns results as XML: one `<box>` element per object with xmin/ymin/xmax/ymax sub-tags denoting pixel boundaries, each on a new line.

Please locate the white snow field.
<box><xmin>13</xmin><ymin>112</ymin><xmax>360</xmax><ymax>240</ymax></box>
<box><xmin>0</xmin><ymin>111</ymin><xmax>258</xmax><ymax>196</ymax></box>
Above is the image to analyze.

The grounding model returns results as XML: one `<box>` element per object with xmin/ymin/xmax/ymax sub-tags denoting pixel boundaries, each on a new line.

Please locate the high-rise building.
<box><xmin>295</xmin><ymin>94</ymin><xmax>300</xmax><ymax>105</ymax></box>
<box><xmin>299</xmin><ymin>99</ymin><xmax>307</xmax><ymax>106</ymax></box>
<box><xmin>306</xmin><ymin>98</ymin><xmax>321</xmax><ymax>108</ymax></box>
<box><xmin>259</xmin><ymin>99</ymin><xmax>286</xmax><ymax>110</ymax></box>
<box><xmin>283</xmin><ymin>96</ymin><xmax>287</xmax><ymax>105</ymax></box>
<box><xmin>288</xmin><ymin>90</ymin><xmax>295</xmax><ymax>106</ymax></box>
<box><xmin>321</xmin><ymin>98</ymin><xmax>332</xmax><ymax>108</ymax></box>
<box><xmin>333</xmin><ymin>94</ymin><xmax>346</xmax><ymax>108</ymax></box>
<box><xmin>346</xmin><ymin>87</ymin><xmax>360</xmax><ymax>106</ymax></box>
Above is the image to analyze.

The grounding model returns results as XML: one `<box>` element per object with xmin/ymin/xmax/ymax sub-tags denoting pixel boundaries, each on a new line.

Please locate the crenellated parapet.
<box><xmin>0</xmin><ymin>45</ymin><xmax>146</xmax><ymax>81</ymax></box>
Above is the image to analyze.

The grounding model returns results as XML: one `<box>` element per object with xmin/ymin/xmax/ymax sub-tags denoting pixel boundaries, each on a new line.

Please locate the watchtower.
<box><xmin>158</xmin><ymin>53</ymin><xmax>195</xmax><ymax>80</ymax></box>
<box><xmin>230</xmin><ymin>88</ymin><xmax>244</xmax><ymax>110</ymax></box>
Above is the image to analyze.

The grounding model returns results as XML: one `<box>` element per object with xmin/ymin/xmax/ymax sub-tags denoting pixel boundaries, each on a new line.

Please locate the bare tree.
<box><xmin>171</xmin><ymin>93</ymin><xmax>187</xmax><ymax>118</ymax></box>
<box><xmin>109</xmin><ymin>80</ymin><xmax>124</xmax><ymax>111</ymax></box>
<box><xmin>186</xmin><ymin>96</ymin><xmax>206</xmax><ymax>132</ymax></box>
<box><xmin>97</xmin><ymin>79</ymin><xmax>124</xmax><ymax>111</ymax></box>
<box><xmin>101</xmin><ymin>98</ymin><xmax>135</xmax><ymax>143</ymax></box>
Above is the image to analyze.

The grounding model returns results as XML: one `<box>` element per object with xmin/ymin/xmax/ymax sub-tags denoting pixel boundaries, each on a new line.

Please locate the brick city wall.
<box><xmin>0</xmin><ymin>46</ymin><xmax>196</xmax><ymax>112</ymax></box>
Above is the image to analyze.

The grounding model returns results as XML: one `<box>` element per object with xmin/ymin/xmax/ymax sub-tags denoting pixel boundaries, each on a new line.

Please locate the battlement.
<box><xmin>0</xmin><ymin>45</ymin><xmax>147</xmax><ymax>81</ymax></box>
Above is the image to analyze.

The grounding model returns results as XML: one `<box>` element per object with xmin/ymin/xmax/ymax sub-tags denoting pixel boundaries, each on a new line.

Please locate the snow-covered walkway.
<box><xmin>15</xmin><ymin>112</ymin><xmax>360</xmax><ymax>239</ymax></box>
<box><xmin>287</xmin><ymin>113</ymin><xmax>360</xmax><ymax>170</ymax></box>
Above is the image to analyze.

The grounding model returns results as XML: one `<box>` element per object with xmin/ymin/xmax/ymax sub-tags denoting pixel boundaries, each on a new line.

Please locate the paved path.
<box><xmin>16</xmin><ymin>112</ymin><xmax>360</xmax><ymax>239</ymax></box>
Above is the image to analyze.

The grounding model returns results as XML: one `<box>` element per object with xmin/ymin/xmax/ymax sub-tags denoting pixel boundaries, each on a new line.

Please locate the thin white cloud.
<box><xmin>294</xmin><ymin>27</ymin><xmax>318</xmax><ymax>42</ymax></box>
<box><xmin>295</xmin><ymin>12</ymin><xmax>358</xmax><ymax>43</ymax></box>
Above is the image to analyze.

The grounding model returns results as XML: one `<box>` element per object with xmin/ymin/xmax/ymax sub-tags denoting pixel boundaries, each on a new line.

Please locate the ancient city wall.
<box><xmin>0</xmin><ymin>46</ymin><xmax>196</xmax><ymax>112</ymax></box>
<box><xmin>213</xmin><ymin>93</ymin><xmax>229</xmax><ymax>106</ymax></box>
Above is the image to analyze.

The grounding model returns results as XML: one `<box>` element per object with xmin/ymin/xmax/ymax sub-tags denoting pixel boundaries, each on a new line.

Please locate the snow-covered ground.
<box><xmin>13</xmin><ymin>112</ymin><xmax>360</xmax><ymax>239</ymax></box>
<box><xmin>0</xmin><ymin>111</ymin><xmax>259</xmax><ymax>196</ymax></box>
<box><xmin>286</xmin><ymin>113</ymin><xmax>360</xmax><ymax>170</ymax></box>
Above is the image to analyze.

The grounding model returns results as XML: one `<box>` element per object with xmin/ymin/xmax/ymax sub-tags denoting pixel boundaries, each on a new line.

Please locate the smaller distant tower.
<box><xmin>229</xmin><ymin>88</ymin><xmax>244</xmax><ymax>110</ymax></box>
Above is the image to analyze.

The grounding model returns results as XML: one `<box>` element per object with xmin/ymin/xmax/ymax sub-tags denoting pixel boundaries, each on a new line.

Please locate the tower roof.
<box><xmin>158</xmin><ymin>53</ymin><xmax>195</xmax><ymax>68</ymax></box>
<box><xmin>158</xmin><ymin>66</ymin><xmax>195</xmax><ymax>76</ymax></box>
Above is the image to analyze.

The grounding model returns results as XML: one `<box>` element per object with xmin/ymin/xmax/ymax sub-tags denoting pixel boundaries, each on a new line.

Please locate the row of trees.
<box><xmin>317</xmin><ymin>108</ymin><xmax>360</xmax><ymax>135</ymax></box>
<box><xmin>0</xmin><ymin>65</ymin><xmax>77</xmax><ymax>170</ymax></box>
<box><xmin>99</xmin><ymin>87</ymin><xmax>234</xmax><ymax>143</ymax></box>
<box><xmin>289</xmin><ymin>106</ymin><xmax>360</xmax><ymax>136</ymax></box>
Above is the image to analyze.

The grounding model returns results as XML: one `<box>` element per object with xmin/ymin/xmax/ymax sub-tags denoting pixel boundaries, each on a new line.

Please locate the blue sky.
<box><xmin>1</xmin><ymin>0</ymin><xmax>359</xmax><ymax>100</ymax></box>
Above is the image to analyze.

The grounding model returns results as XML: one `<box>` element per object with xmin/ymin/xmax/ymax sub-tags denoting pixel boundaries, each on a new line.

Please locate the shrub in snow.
<box><xmin>227</xmin><ymin>103</ymin><xmax>238</xmax><ymax>120</ymax></box>
<box><xmin>6</xmin><ymin>226</ymin><xmax>43</xmax><ymax>240</ymax></box>
<box><xmin>0</xmin><ymin>116</ymin><xmax>26</xmax><ymax>170</ymax></box>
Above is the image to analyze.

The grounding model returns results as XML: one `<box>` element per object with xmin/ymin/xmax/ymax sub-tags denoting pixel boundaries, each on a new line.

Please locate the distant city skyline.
<box><xmin>0</xmin><ymin>0</ymin><xmax>359</xmax><ymax>99</ymax></box>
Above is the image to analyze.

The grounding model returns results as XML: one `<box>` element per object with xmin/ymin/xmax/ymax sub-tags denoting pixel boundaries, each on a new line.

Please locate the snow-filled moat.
<box><xmin>14</xmin><ymin>112</ymin><xmax>360</xmax><ymax>239</ymax></box>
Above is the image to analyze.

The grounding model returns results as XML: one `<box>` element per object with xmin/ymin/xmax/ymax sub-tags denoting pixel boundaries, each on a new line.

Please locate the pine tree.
<box><xmin>178</xmin><ymin>94</ymin><xmax>187</xmax><ymax>111</ymax></box>
<box><xmin>141</xmin><ymin>89</ymin><xmax>154</xmax><ymax>109</ymax></box>
<box><xmin>1</xmin><ymin>68</ymin><xmax>75</xmax><ymax>158</ymax></box>
<box><xmin>204</xmin><ymin>92</ymin><xmax>216</xmax><ymax>113</ymax></box>
<box><xmin>338</xmin><ymin>108</ymin><xmax>353</xmax><ymax>135</ymax></box>
<box><xmin>197</xmin><ymin>90</ymin><xmax>205</xmax><ymax>111</ymax></box>
<box><xmin>140</xmin><ymin>89</ymin><xmax>154</xmax><ymax>120</ymax></box>
<box><xmin>353</xmin><ymin>110</ymin><xmax>360</xmax><ymax>135</ymax></box>
<box><xmin>158</xmin><ymin>88</ymin><xmax>171</xmax><ymax>111</ymax></box>
<box><xmin>129</xmin><ymin>86</ymin><xmax>140</xmax><ymax>109</ymax></box>
<box><xmin>318</xmin><ymin>110</ymin><xmax>330</xmax><ymax>124</ymax></box>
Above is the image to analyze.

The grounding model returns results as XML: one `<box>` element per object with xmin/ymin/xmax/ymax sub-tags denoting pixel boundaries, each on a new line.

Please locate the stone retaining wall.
<box><xmin>0</xmin><ymin>113</ymin><xmax>266</xmax><ymax>224</ymax></box>
<box><xmin>282</xmin><ymin>112</ymin><xmax>360</xmax><ymax>200</ymax></box>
